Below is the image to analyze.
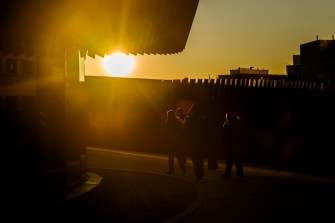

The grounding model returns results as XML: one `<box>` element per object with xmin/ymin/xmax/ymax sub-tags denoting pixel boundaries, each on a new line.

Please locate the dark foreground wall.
<box><xmin>82</xmin><ymin>77</ymin><xmax>335</xmax><ymax>178</ymax></box>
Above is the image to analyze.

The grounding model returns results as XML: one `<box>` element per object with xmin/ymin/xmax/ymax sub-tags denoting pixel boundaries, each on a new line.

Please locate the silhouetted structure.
<box><xmin>218</xmin><ymin>67</ymin><xmax>286</xmax><ymax>80</ymax></box>
<box><xmin>287</xmin><ymin>38</ymin><xmax>335</xmax><ymax>82</ymax></box>
<box><xmin>0</xmin><ymin>0</ymin><xmax>199</xmax><ymax>55</ymax></box>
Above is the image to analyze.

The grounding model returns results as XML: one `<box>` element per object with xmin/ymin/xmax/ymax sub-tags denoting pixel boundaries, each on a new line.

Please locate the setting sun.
<box><xmin>102</xmin><ymin>52</ymin><xmax>135</xmax><ymax>77</ymax></box>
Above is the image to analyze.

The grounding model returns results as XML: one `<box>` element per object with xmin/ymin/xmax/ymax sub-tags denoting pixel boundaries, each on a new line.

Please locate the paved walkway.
<box><xmin>84</xmin><ymin>147</ymin><xmax>335</xmax><ymax>222</ymax></box>
<box><xmin>7</xmin><ymin>147</ymin><xmax>334</xmax><ymax>222</ymax></box>
<box><xmin>61</xmin><ymin>168</ymin><xmax>200</xmax><ymax>223</ymax></box>
<box><xmin>179</xmin><ymin>165</ymin><xmax>335</xmax><ymax>223</ymax></box>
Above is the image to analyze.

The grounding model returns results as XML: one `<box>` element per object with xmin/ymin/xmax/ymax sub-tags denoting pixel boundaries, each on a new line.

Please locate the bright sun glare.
<box><xmin>102</xmin><ymin>52</ymin><xmax>135</xmax><ymax>77</ymax></box>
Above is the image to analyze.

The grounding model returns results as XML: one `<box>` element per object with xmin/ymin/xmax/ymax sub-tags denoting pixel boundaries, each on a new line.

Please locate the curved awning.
<box><xmin>0</xmin><ymin>0</ymin><xmax>199</xmax><ymax>57</ymax></box>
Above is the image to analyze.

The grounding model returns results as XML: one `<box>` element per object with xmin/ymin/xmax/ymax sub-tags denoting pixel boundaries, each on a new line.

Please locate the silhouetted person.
<box><xmin>175</xmin><ymin>107</ymin><xmax>187</xmax><ymax>166</ymax></box>
<box><xmin>182</xmin><ymin>103</ymin><xmax>209</xmax><ymax>182</ymax></box>
<box><xmin>163</xmin><ymin>109</ymin><xmax>186</xmax><ymax>175</ymax></box>
<box><xmin>221</xmin><ymin>111</ymin><xmax>245</xmax><ymax>182</ymax></box>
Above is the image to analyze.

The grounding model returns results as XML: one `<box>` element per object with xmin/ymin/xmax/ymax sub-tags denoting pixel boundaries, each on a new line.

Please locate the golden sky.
<box><xmin>85</xmin><ymin>0</ymin><xmax>335</xmax><ymax>80</ymax></box>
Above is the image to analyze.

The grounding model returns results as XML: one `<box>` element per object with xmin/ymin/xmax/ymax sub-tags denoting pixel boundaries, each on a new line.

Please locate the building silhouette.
<box><xmin>287</xmin><ymin>38</ymin><xmax>335</xmax><ymax>82</ymax></box>
<box><xmin>217</xmin><ymin>38</ymin><xmax>335</xmax><ymax>83</ymax></box>
<box><xmin>218</xmin><ymin>67</ymin><xmax>286</xmax><ymax>80</ymax></box>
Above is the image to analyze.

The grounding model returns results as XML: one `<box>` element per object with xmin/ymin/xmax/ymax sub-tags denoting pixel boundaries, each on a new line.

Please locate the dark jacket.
<box><xmin>221</xmin><ymin>113</ymin><xmax>246</xmax><ymax>160</ymax></box>
<box><xmin>182</xmin><ymin>104</ymin><xmax>209</xmax><ymax>156</ymax></box>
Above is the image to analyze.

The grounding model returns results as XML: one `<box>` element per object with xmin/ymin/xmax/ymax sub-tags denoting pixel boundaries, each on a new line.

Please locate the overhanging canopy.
<box><xmin>0</xmin><ymin>0</ymin><xmax>199</xmax><ymax>57</ymax></box>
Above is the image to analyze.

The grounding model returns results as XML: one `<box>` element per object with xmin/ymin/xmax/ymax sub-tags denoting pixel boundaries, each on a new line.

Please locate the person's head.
<box><xmin>225</xmin><ymin>111</ymin><xmax>238</xmax><ymax>121</ymax></box>
<box><xmin>175</xmin><ymin>108</ymin><xmax>185</xmax><ymax>118</ymax></box>
<box><xmin>166</xmin><ymin>110</ymin><xmax>175</xmax><ymax>119</ymax></box>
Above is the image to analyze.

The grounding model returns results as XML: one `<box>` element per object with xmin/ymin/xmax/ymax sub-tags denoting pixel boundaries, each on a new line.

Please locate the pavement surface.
<box><xmin>62</xmin><ymin>168</ymin><xmax>201</xmax><ymax>223</ymax></box>
<box><xmin>5</xmin><ymin>147</ymin><xmax>335</xmax><ymax>222</ymax></box>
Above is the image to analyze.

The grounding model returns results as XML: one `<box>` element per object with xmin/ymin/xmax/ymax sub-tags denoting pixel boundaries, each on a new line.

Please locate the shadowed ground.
<box><xmin>4</xmin><ymin>147</ymin><xmax>334</xmax><ymax>223</ymax></box>
<box><xmin>60</xmin><ymin>168</ymin><xmax>198</xmax><ymax>223</ymax></box>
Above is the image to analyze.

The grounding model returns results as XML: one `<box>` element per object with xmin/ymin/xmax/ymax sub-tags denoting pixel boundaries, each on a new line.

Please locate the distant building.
<box><xmin>218</xmin><ymin>67</ymin><xmax>286</xmax><ymax>80</ymax></box>
<box><xmin>230</xmin><ymin>67</ymin><xmax>269</xmax><ymax>75</ymax></box>
<box><xmin>287</xmin><ymin>38</ymin><xmax>335</xmax><ymax>82</ymax></box>
<box><xmin>286</xmin><ymin>55</ymin><xmax>301</xmax><ymax>80</ymax></box>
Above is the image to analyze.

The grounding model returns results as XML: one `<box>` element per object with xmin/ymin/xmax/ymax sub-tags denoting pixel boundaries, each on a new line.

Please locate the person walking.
<box><xmin>163</xmin><ymin>109</ymin><xmax>186</xmax><ymax>175</ymax></box>
<box><xmin>221</xmin><ymin>111</ymin><xmax>246</xmax><ymax>182</ymax></box>
<box><xmin>182</xmin><ymin>103</ymin><xmax>209</xmax><ymax>182</ymax></box>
